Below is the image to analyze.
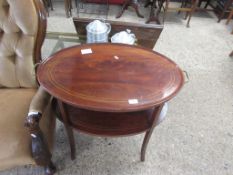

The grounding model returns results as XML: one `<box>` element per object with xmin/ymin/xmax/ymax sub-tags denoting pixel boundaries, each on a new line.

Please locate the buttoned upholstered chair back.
<box><xmin>0</xmin><ymin>0</ymin><xmax>46</xmax><ymax>88</ymax></box>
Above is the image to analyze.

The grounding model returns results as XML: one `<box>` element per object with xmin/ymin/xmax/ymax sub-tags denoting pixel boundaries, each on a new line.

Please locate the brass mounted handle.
<box><xmin>183</xmin><ymin>70</ymin><xmax>189</xmax><ymax>83</ymax></box>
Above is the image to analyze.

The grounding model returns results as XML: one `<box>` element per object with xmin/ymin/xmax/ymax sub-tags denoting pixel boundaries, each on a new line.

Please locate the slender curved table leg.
<box><xmin>57</xmin><ymin>100</ymin><xmax>76</xmax><ymax>160</ymax></box>
<box><xmin>141</xmin><ymin>104</ymin><xmax>164</xmax><ymax>161</ymax></box>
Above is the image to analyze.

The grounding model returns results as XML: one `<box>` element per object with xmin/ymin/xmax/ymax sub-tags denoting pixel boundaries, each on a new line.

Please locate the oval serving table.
<box><xmin>37</xmin><ymin>43</ymin><xmax>184</xmax><ymax>161</ymax></box>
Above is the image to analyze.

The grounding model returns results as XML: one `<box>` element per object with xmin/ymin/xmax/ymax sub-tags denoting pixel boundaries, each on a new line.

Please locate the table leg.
<box><xmin>141</xmin><ymin>104</ymin><xmax>164</xmax><ymax>161</ymax></box>
<box><xmin>57</xmin><ymin>100</ymin><xmax>76</xmax><ymax>160</ymax></box>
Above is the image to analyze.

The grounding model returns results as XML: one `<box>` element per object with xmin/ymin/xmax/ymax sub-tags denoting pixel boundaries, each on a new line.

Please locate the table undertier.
<box><xmin>58</xmin><ymin>104</ymin><xmax>158</xmax><ymax>136</ymax></box>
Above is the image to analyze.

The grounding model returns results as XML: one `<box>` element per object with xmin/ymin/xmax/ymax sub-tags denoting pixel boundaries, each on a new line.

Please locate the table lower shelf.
<box><xmin>56</xmin><ymin>103</ymin><xmax>157</xmax><ymax>136</ymax></box>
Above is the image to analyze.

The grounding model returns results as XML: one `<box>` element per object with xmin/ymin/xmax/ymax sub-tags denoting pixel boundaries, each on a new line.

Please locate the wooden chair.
<box><xmin>0</xmin><ymin>0</ymin><xmax>56</xmax><ymax>174</ymax></box>
<box><xmin>146</xmin><ymin>0</ymin><xmax>198</xmax><ymax>27</ymax></box>
<box><xmin>164</xmin><ymin>0</ymin><xmax>198</xmax><ymax>27</ymax></box>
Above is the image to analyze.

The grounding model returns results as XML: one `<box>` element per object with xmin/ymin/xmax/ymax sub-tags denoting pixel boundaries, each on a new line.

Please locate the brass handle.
<box><xmin>183</xmin><ymin>70</ymin><xmax>189</xmax><ymax>83</ymax></box>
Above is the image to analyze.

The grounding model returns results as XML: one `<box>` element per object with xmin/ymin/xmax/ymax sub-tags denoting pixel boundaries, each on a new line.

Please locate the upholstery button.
<box><xmin>2</xmin><ymin>2</ymin><xmax>10</xmax><ymax>15</ymax></box>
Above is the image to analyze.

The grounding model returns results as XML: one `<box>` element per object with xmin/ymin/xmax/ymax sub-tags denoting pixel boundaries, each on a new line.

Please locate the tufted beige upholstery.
<box><xmin>0</xmin><ymin>0</ymin><xmax>39</xmax><ymax>88</ymax></box>
<box><xmin>0</xmin><ymin>0</ymin><xmax>56</xmax><ymax>172</ymax></box>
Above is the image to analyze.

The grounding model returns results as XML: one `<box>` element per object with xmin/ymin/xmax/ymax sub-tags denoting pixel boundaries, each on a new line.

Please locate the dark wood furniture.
<box><xmin>148</xmin><ymin>0</ymin><xmax>198</xmax><ymax>27</ymax></box>
<box><xmin>116</xmin><ymin>0</ymin><xmax>144</xmax><ymax>18</ymax></box>
<box><xmin>37</xmin><ymin>43</ymin><xmax>184</xmax><ymax>161</ymax></box>
<box><xmin>73</xmin><ymin>17</ymin><xmax>163</xmax><ymax>49</ymax></box>
<box><xmin>215</xmin><ymin>0</ymin><xmax>233</xmax><ymax>22</ymax></box>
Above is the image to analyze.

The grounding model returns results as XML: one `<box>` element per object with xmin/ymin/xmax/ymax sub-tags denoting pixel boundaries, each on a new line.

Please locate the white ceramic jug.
<box><xmin>111</xmin><ymin>29</ymin><xmax>136</xmax><ymax>45</ymax></box>
<box><xmin>86</xmin><ymin>20</ymin><xmax>111</xmax><ymax>43</ymax></box>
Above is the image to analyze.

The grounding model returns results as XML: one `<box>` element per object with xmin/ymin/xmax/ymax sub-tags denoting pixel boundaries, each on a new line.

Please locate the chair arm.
<box><xmin>28</xmin><ymin>86</ymin><xmax>51</xmax><ymax>114</ymax></box>
<box><xmin>24</xmin><ymin>87</ymin><xmax>56</xmax><ymax>174</ymax></box>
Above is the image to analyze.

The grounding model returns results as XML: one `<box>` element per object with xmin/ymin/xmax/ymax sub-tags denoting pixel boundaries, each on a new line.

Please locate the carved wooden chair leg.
<box><xmin>57</xmin><ymin>100</ymin><xmax>76</xmax><ymax>160</ymax></box>
<box><xmin>140</xmin><ymin>104</ymin><xmax>164</xmax><ymax>161</ymax></box>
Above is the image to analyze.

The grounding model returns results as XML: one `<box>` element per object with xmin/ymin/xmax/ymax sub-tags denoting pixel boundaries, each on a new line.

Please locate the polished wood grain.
<box><xmin>38</xmin><ymin>43</ymin><xmax>184</xmax><ymax>112</ymax></box>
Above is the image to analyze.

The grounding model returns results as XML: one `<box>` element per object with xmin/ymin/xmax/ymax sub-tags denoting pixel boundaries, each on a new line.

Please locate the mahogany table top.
<box><xmin>38</xmin><ymin>43</ymin><xmax>184</xmax><ymax>112</ymax></box>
